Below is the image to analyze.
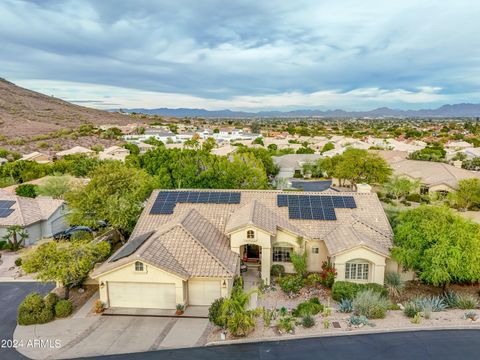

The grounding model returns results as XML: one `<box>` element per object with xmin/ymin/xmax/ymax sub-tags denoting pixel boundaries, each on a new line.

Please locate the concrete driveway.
<box><xmin>14</xmin><ymin>315</ymin><xmax>210</xmax><ymax>359</ymax></box>
<box><xmin>0</xmin><ymin>282</ymin><xmax>54</xmax><ymax>360</ymax></box>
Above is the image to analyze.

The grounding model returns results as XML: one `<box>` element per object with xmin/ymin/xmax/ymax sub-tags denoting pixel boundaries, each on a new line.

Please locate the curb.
<box><xmin>206</xmin><ymin>324</ymin><xmax>480</xmax><ymax>347</ymax></box>
<box><xmin>0</xmin><ymin>277</ymin><xmax>39</xmax><ymax>282</ymax></box>
<box><xmin>102</xmin><ymin>312</ymin><xmax>208</xmax><ymax>319</ymax></box>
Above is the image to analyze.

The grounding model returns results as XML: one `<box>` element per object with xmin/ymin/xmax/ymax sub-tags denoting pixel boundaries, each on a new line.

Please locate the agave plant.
<box><xmin>338</xmin><ymin>299</ymin><xmax>353</xmax><ymax>313</ymax></box>
<box><xmin>384</xmin><ymin>271</ymin><xmax>404</xmax><ymax>299</ymax></box>
<box><xmin>414</xmin><ymin>296</ymin><xmax>447</xmax><ymax>312</ymax></box>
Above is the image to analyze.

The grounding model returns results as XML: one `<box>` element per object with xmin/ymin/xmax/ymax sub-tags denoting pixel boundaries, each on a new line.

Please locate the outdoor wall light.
<box><xmin>222</xmin><ymin>280</ymin><xmax>227</xmax><ymax>288</ymax></box>
<box><xmin>100</xmin><ymin>281</ymin><xmax>105</xmax><ymax>288</ymax></box>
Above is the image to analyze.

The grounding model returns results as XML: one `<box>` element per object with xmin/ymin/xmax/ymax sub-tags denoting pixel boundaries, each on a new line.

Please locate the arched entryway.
<box><xmin>241</xmin><ymin>244</ymin><xmax>261</xmax><ymax>263</ymax></box>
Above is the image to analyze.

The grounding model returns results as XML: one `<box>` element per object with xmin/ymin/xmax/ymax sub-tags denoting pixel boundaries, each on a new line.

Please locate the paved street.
<box><xmin>0</xmin><ymin>282</ymin><xmax>54</xmax><ymax>360</ymax></box>
<box><xmin>82</xmin><ymin>329</ymin><xmax>480</xmax><ymax>360</ymax></box>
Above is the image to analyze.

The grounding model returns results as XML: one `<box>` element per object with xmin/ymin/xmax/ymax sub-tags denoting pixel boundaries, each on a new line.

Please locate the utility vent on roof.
<box><xmin>150</xmin><ymin>191</ymin><xmax>241</xmax><ymax>215</ymax></box>
<box><xmin>109</xmin><ymin>231</ymin><xmax>155</xmax><ymax>262</ymax></box>
<box><xmin>0</xmin><ymin>200</ymin><xmax>15</xmax><ymax>218</ymax></box>
<box><xmin>277</xmin><ymin>194</ymin><xmax>356</xmax><ymax>221</ymax></box>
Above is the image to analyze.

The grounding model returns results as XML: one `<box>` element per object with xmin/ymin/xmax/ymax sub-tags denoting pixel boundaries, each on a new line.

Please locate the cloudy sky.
<box><xmin>1</xmin><ymin>0</ymin><xmax>480</xmax><ymax>111</ymax></box>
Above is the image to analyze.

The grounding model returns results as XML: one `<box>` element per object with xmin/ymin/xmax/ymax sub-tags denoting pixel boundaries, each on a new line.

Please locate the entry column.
<box><xmin>261</xmin><ymin>247</ymin><xmax>271</xmax><ymax>285</ymax></box>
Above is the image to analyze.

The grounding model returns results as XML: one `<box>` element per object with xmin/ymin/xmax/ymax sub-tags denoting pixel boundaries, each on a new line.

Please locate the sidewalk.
<box><xmin>0</xmin><ymin>251</ymin><xmax>36</xmax><ymax>281</ymax></box>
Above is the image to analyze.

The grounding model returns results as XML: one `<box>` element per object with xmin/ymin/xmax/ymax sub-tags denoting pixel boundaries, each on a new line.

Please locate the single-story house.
<box><xmin>0</xmin><ymin>194</ymin><xmax>68</xmax><ymax>246</ymax></box>
<box><xmin>20</xmin><ymin>152</ymin><xmax>50</xmax><ymax>164</ymax></box>
<box><xmin>55</xmin><ymin>146</ymin><xmax>95</xmax><ymax>158</ymax></box>
<box><xmin>92</xmin><ymin>188</ymin><xmax>402</xmax><ymax>310</ymax></box>
<box><xmin>99</xmin><ymin>146</ymin><xmax>130</xmax><ymax>162</ymax></box>
<box><xmin>272</xmin><ymin>154</ymin><xmax>323</xmax><ymax>186</ymax></box>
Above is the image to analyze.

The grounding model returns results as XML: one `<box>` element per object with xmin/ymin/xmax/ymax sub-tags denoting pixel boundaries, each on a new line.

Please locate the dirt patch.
<box><xmin>52</xmin><ymin>285</ymin><xmax>97</xmax><ymax>311</ymax></box>
<box><xmin>400</xmin><ymin>281</ymin><xmax>480</xmax><ymax>302</ymax></box>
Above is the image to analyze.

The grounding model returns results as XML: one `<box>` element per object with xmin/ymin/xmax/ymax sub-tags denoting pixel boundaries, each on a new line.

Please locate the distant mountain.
<box><xmin>121</xmin><ymin>103</ymin><xmax>480</xmax><ymax>118</ymax></box>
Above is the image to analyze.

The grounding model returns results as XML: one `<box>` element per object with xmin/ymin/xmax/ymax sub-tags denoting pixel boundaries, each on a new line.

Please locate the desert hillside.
<box><xmin>0</xmin><ymin>78</ymin><xmax>134</xmax><ymax>138</ymax></box>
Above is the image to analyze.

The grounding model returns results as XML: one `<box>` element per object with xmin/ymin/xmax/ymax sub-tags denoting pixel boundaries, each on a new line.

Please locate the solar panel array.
<box><xmin>0</xmin><ymin>200</ymin><xmax>16</xmax><ymax>218</ymax></box>
<box><xmin>150</xmin><ymin>191</ymin><xmax>242</xmax><ymax>215</ymax></box>
<box><xmin>109</xmin><ymin>231</ymin><xmax>155</xmax><ymax>262</ymax></box>
<box><xmin>277</xmin><ymin>194</ymin><xmax>356</xmax><ymax>220</ymax></box>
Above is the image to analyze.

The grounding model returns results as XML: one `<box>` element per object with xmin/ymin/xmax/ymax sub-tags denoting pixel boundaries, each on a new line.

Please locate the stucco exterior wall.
<box><xmin>386</xmin><ymin>258</ymin><xmax>416</xmax><ymax>282</ymax></box>
<box><xmin>96</xmin><ymin>261</ymin><xmax>185</xmax><ymax>307</ymax></box>
<box><xmin>429</xmin><ymin>184</ymin><xmax>455</xmax><ymax>193</ymax></box>
<box><xmin>333</xmin><ymin>247</ymin><xmax>387</xmax><ymax>285</ymax></box>
<box><xmin>306</xmin><ymin>240</ymin><xmax>328</xmax><ymax>272</ymax></box>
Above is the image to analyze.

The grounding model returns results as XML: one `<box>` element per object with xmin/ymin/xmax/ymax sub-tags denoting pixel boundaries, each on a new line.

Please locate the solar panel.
<box><xmin>332</xmin><ymin>196</ymin><xmax>345</xmax><ymax>208</ymax></box>
<box><xmin>277</xmin><ymin>195</ymin><xmax>288</xmax><ymax>207</ymax></box>
<box><xmin>344</xmin><ymin>197</ymin><xmax>357</xmax><ymax>208</ymax></box>
<box><xmin>0</xmin><ymin>200</ymin><xmax>15</xmax><ymax>209</ymax></box>
<box><xmin>109</xmin><ymin>231</ymin><xmax>155</xmax><ymax>262</ymax></box>
<box><xmin>229</xmin><ymin>192</ymin><xmax>241</xmax><ymax>204</ymax></box>
<box><xmin>0</xmin><ymin>208</ymin><xmax>14</xmax><ymax>218</ymax></box>
<box><xmin>278</xmin><ymin>194</ymin><xmax>355</xmax><ymax>221</ymax></box>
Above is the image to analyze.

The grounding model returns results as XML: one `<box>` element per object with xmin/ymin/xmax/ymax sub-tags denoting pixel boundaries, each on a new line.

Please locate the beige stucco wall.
<box><xmin>386</xmin><ymin>258</ymin><xmax>416</xmax><ymax>282</ymax></box>
<box><xmin>306</xmin><ymin>240</ymin><xmax>328</xmax><ymax>272</ymax></box>
<box><xmin>429</xmin><ymin>183</ymin><xmax>455</xmax><ymax>193</ymax></box>
<box><xmin>333</xmin><ymin>246</ymin><xmax>387</xmax><ymax>285</ymax></box>
<box><xmin>95</xmin><ymin>261</ymin><xmax>186</xmax><ymax>307</ymax></box>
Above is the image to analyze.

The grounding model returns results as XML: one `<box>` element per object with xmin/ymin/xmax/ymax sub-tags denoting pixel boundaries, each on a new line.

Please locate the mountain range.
<box><xmin>121</xmin><ymin>103</ymin><xmax>480</xmax><ymax>118</ymax></box>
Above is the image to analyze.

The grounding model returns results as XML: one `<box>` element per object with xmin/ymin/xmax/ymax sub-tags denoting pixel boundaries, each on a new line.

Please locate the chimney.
<box><xmin>452</xmin><ymin>160</ymin><xmax>462</xmax><ymax>169</ymax></box>
<box><xmin>356</xmin><ymin>183</ymin><xmax>372</xmax><ymax>193</ymax></box>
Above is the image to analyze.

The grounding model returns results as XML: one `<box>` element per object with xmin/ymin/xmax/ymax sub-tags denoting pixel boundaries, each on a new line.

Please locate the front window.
<box><xmin>312</xmin><ymin>247</ymin><xmax>319</xmax><ymax>254</ymax></box>
<box><xmin>247</xmin><ymin>230</ymin><xmax>255</xmax><ymax>239</ymax></box>
<box><xmin>135</xmin><ymin>261</ymin><xmax>144</xmax><ymax>272</ymax></box>
<box><xmin>345</xmin><ymin>261</ymin><xmax>369</xmax><ymax>281</ymax></box>
<box><xmin>273</xmin><ymin>247</ymin><xmax>293</xmax><ymax>262</ymax></box>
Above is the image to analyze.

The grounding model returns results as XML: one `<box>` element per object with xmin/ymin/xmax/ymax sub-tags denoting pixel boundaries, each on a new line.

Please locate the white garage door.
<box><xmin>108</xmin><ymin>282</ymin><xmax>176</xmax><ymax>309</ymax></box>
<box><xmin>188</xmin><ymin>279</ymin><xmax>221</xmax><ymax>306</ymax></box>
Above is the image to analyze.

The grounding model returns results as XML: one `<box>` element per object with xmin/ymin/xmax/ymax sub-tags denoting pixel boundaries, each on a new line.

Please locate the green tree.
<box><xmin>321</xmin><ymin>142</ymin><xmax>335</xmax><ymax>154</ymax></box>
<box><xmin>65</xmin><ymin>162</ymin><xmax>156</xmax><ymax>235</ymax></box>
<box><xmin>2</xmin><ymin>225</ymin><xmax>29</xmax><ymax>251</ymax></box>
<box><xmin>409</xmin><ymin>144</ymin><xmax>446</xmax><ymax>162</ymax></box>
<box><xmin>384</xmin><ymin>176</ymin><xmax>420</xmax><ymax>201</ymax></box>
<box><xmin>22</xmin><ymin>240</ymin><xmax>110</xmax><ymax>299</ymax></box>
<box><xmin>15</xmin><ymin>184</ymin><xmax>39</xmax><ymax>198</ymax></box>
<box><xmin>37</xmin><ymin>175</ymin><xmax>75</xmax><ymax>199</ymax></box>
<box><xmin>219</xmin><ymin>286</ymin><xmax>258</xmax><ymax>336</ymax></box>
<box><xmin>202</xmin><ymin>137</ymin><xmax>216</xmax><ymax>153</ymax></box>
<box><xmin>123</xmin><ymin>143</ymin><xmax>140</xmax><ymax>156</ymax></box>
<box><xmin>252</xmin><ymin>137</ymin><xmax>264</xmax><ymax>146</ymax></box>
<box><xmin>391</xmin><ymin>206</ymin><xmax>480</xmax><ymax>289</ymax></box>
<box><xmin>448</xmin><ymin>178</ymin><xmax>480</xmax><ymax>211</ymax></box>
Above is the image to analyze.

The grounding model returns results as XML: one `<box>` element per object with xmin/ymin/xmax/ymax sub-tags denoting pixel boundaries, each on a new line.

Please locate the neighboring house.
<box><xmin>55</xmin><ymin>146</ymin><xmax>95</xmax><ymax>158</ymax></box>
<box><xmin>445</xmin><ymin>140</ymin><xmax>473</xmax><ymax>150</ymax></box>
<box><xmin>99</xmin><ymin>146</ymin><xmax>130</xmax><ymax>161</ymax></box>
<box><xmin>463</xmin><ymin>147</ymin><xmax>480</xmax><ymax>159</ymax></box>
<box><xmin>0</xmin><ymin>194</ymin><xmax>68</xmax><ymax>246</ymax></box>
<box><xmin>92</xmin><ymin>188</ymin><xmax>399</xmax><ymax>310</ymax></box>
<box><xmin>273</xmin><ymin>154</ymin><xmax>323</xmax><ymax>185</ymax></box>
<box><xmin>135</xmin><ymin>142</ymin><xmax>155</xmax><ymax>154</ymax></box>
<box><xmin>387</xmin><ymin>158</ymin><xmax>480</xmax><ymax>194</ymax></box>
<box><xmin>20</xmin><ymin>152</ymin><xmax>50</xmax><ymax>164</ymax></box>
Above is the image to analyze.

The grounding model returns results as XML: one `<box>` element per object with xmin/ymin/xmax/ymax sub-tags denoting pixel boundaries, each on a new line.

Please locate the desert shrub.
<box><xmin>15</xmin><ymin>184</ymin><xmax>39</xmax><ymax>198</ymax></box>
<box><xmin>44</xmin><ymin>293</ymin><xmax>59</xmax><ymax>311</ymax></box>
<box><xmin>352</xmin><ymin>289</ymin><xmax>390</xmax><ymax>319</ymax></box>
<box><xmin>55</xmin><ymin>299</ymin><xmax>73</xmax><ymax>318</ymax></box>
<box><xmin>389</xmin><ymin>303</ymin><xmax>401</xmax><ymax>311</ymax></box>
<box><xmin>17</xmin><ymin>292</ymin><xmax>54</xmax><ymax>325</ymax></box>
<box><xmin>348</xmin><ymin>315</ymin><xmax>368</xmax><ymax>326</ymax></box>
<box><xmin>208</xmin><ymin>298</ymin><xmax>225</xmax><ymax>327</ymax></box>
<box><xmin>456</xmin><ymin>294</ymin><xmax>478</xmax><ymax>310</ymax></box>
<box><xmin>233</xmin><ymin>276</ymin><xmax>244</xmax><ymax>290</ymax></box>
<box><xmin>290</xmin><ymin>250</ymin><xmax>308</xmax><ymax>277</ymax></box>
<box><xmin>444</xmin><ymin>291</ymin><xmax>460</xmax><ymax>308</ymax></box>
<box><xmin>332</xmin><ymin>281</ymin><xmax>359</xmax><ymax>301</ymax></box>
<box><xmin>363</xmin><ymin>283</ymin><xmax>389</xmax><ymax>298</ymax></box>
<box><xmin>15</xmin><ymin>257</ymin><xmax>22</xmax><ymax>266</ymax></box>
<box><xmin>403</xmin><ymin>301</ymin><xmax>420</xmax><ymax>318</ymax></box>
<box><xmin>464</xmin><ymin>311</ymin><xmax>478</xmax><ymax>321</ymax></box>
<box><xmin>278</xmin><ymin>275</ymin><xmax>304</xmax><ymax>295</ymax></box>
<box><xmin>338</xmin><ymin>299</ymin><xmax>353</xmax><ymax>313</ymax></box>
<box><xmin>301</xmin><ymin>314</ymin><xmax>315</xmax><ymax>328</ymax></box>
<box><xmin>320</xmin><ymin>260</ymin><xmax>336</xmax><ymax>288</ymax></box>
<box><xmin>292</xmin><ymin>298</ymin><xmax>324</xmax><ymax>317</ymax></box>
<box><xmin>0</xmin><ymin>240</ymin><xmax>7</xmax><ymax>250</ymax></box>
<box><xmin>270</xmin><ymin>264</ymin><xmax>285</xmax><ymax>277</ymax></box>
<box><xmin>406</xmin><ymin>193</ymin><xmax>422</xmax><ymax>203</ymax></box>
<box><xmin>423</xmin><ymin>303</ymin><xmax>432</xmax><ymax>319</ymax></box>
<box><xmin>384</xmin><ymin>271</ymin><xmax>404</xmax><ymax>298</ymax></box>
<box><xmin>414</xmin><ymin>296</ymin><xmax>447</xmax><ymax>312</ymax></box>
<box><xmin>411</xmin><ymin>313</ymin><xmax>421</xmax><ymax>324</ymax></box>
<box><xmin>277</xmin><ymin>316</ymin><xmax>295</xmax><ymax>333</ymax></box>
<box><xmin>262</xmin><ymin>308</ymin><xmax>276</xmax><ymax>327</ymax></box>
<box><xmin>306</xmin><ymin>273</ymin><xmax>321</xmax><ymax>287</ymax></box>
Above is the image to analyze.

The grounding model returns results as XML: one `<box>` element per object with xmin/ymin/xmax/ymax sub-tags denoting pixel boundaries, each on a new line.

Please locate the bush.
<box><xmin>456</xmin><ymin>294</ymin><xmax>478</xmax><ymax>310</ymax></box>
<box><xmin>406</xmin><ymin>193</ymin><xmax>422</xmax><ymax>203</ymax></box>
<box><xmin>352</xmin><ymin>289</ymin><xmax>390</xmax><ymax>319</ymax></box>
<box><xmin>278</xmin><ymin>275</ymin><xmax>305</xmax><ymax>295</ymax></box>
<box><xmin>17</xmin><ymin>292</ymin><xmax>54</xmax><ymax>325</ymax></box>
<box><xmin>348</xmin><ymin>315</ymin><xmax>368</xmax><ymax>326</ymax></box>
<box><xmin>384</xmin><ymin>271</ymin><xmax>404</xmax><ymax>298</ymax></box>
<box><xmin>14</xmin><ymin>257</ymin><xmax>22</xmax><ymax>266</ymax></box>
<box><xmin>292</xmin><ymin>298</ymin><xmax>324</xmax><ymax>317</ymax></box>
<box><xmin>208</xmin><ymin>298</ymin><xmax>225</xmax><ymax>327</ymax></box>
<box><xmin>320</xmin><ymin>260</ymin><xmax>336</xmax><ymax>288</ymax></box>
<box><xmin>44</xmin><ymin>293</ymin><xmax>59</xmax><ymax>311</ymax></box>
<box><xmin>332</xmin><ymin>281</ymin><xmax>359</xmax><ymax>301</ymax></box>
<box><xmin>0</xmin><ymin>240</ymin><xmax>7</xmax><ymax>250</ymax></box>
<box><xmin>444</xmin><ymin>291</ymin><xmax>460</xmax><ymax>308</ymax></box>
<box><xmin>270</xmin><ymin>264</ymin><xmax>285</xmax><ymax>277</ymax></box>
<box><xmin>403</xmin><ymin>301</ymin><xmax>420</xmax><ymax>318</ymax></box>
<box><xmin>55</xmin><ymin>299</ymin><xmax>73</xmax><ymax>318</ymax></box>
<box><xmin>306</xmin><ymin>273</ymin><xmax>321</xmax><ymax>287</ymax></box>
<box><xmin>363</xmin><ymin>283</ymin><xmax>389</xmax><ymax>298</ymax></box>
<box><xmin>277</xmin><ymin>316</ymin><xmax>295</xmax><ymax>333</ymax></box>
<box><xmin>15</xmin><ymin>184</ymin><xmax>39</xmax><ymax>198</ymax></box>
<box><xmin>338</xmin><ymin>299</ymin><xmax>353</xmax><ymax>313</ymax></box>
<box><xmin>301</xmin><ymin>315</ymin><xmax>315</xmax><ymax>328</ymax></box>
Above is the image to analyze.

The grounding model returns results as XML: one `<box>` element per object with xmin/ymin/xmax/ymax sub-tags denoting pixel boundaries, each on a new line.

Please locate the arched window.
<box><xmin>247</xmin><ymin>230</ymin><xmax>255</xmax><ymax>239</ymax></box>
<box><xmin>345</xmin><ymin>260</ymin><xmax>369</xmax><ymax>281</ymax></box>
<box><xmin>135</xmin><ymin>261</ymin><xmax>144</xmax><ymax>272</ymax></box>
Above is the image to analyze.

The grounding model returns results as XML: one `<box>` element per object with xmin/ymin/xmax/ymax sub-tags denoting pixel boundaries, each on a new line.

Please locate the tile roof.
<box><xmin>0</xmin><ymin>194</ymin><xmax>65</xmax><ymax>227</ymax></box>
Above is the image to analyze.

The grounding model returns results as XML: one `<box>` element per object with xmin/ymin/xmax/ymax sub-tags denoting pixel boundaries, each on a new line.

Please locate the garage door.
<box><xmin>188</xmin><ymin>279</ymin><xmax>221</xmax><ymax>306</ymax></box>
<box><xmin>108</xmin><ymin>282</ymin><xmax>176</xmax><ymax>309</ymax></box>
<box><xmin>51</xmin><ymin>216</ymin><xmax>67</xmax><ymax>235</ymax></box>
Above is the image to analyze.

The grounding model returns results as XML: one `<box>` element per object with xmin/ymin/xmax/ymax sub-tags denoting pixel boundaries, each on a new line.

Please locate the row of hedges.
<box><xmin>332</xmin><ymin>281</ymin><xmax>388</xmax><ymax>301</ymax></box>
<box><xmin>18</xmin><ymin>292</ymin><xmax>73</xmax><ymax>325</ymax></box>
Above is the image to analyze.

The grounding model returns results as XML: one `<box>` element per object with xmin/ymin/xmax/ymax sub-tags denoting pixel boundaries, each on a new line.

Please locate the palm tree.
<box><xmin>2</xmin><ymin>225</ymin><xmax>29</xmax><ymax>251</ymax></box>
<box><xmin>219</xmin><ymin>286</ymin><xmax>259</xmax><ymax>337</ymax></box>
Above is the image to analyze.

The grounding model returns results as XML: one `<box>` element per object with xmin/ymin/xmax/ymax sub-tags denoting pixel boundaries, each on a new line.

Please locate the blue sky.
<box><xmin>1</xmin><ymin>0</ymin><xmax>479</xmax><ymax>111</ymax></box>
